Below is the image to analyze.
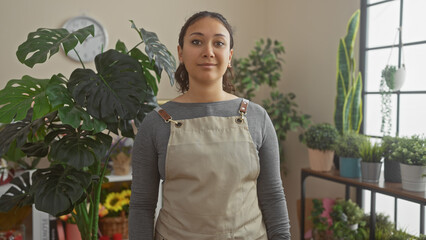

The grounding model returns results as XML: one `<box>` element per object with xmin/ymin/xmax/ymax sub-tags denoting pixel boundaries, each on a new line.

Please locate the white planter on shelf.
<box><xmin>400</xmin><ymin>163</ymin><xmax>426</xmax><ymax>192</ymax></box>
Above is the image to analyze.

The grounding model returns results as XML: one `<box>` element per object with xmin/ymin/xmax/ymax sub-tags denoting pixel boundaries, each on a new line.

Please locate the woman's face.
<box><xmin>178</xmin><ymin>17</ymin><xmax>233</xmax><ymax>87</ymax></box>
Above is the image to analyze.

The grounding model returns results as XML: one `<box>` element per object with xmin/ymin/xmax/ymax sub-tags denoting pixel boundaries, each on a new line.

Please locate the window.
<box><xmin>360</xmin><ymin>0</ymin><xmax>426</xmax><ymax>236</ymax></box>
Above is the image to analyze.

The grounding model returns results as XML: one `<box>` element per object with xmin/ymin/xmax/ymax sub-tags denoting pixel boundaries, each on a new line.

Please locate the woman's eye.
<box><xmin>191</xmin><ymin>40</ymin><xmax>201</xmax><ymax>45</ymax></box>
<box><xmin>215</xmin><ymin>41</ymin><xmax>225</xmax><ymax>46</ymax></box>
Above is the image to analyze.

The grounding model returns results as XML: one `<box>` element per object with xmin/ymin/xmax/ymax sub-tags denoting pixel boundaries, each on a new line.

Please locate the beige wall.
<box><xmin>1</xmin><ymin>0</ymin><xmax>360</xmax><ymax>239</ymax></box>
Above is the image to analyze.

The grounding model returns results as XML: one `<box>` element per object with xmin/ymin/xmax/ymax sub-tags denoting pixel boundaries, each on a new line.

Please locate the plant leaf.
<box><xmin>46</xmin><ymin>75</ymin><xmax>107</xmax><ymax>133</ymax></box>
<box><xmin>49</xmin><ymin>132</ymin><xmax>109</xmax><ymax>170</ymax></box>
<box><xmin>16</xmin><ymin>25</ymin><xmax>94</xmax><ymax>68</ymax></box>
<box><xmin>0</xmin><ymin>76</ymin><xmax>52</xmax><ymax>123</ymax></box>
<box><xmin>0</xmin><ymin>172</ymin><xmax>33</xmax><ymax>212</ymax></box>
<box><xmin>140</xmin><ymin>28</ymin><xmax>176</xmax><ymax>86</ymax></box>
<box><xmin>31</xmin><ymin>165</ymin><xmax>91</xmax><ymax>216</ymax></box>
<box><xmin>0</xmin><ymin>110</ymin><xmax>56</xmax><ymax>157</ymax></box>
<box><xmin>68</xmin><ymin>49</ymin><xmax>147</xmax><ymax>124</ymax></box>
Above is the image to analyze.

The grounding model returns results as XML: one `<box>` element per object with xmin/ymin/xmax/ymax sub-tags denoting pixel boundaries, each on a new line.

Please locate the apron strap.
<box><xmin>239</xmin><ymin>98</ymin><xmax>249</xmax><ymax>115</ymax></box>
<box><xmin>154</xmin><ymin>107</ymin><xmax>182</xmax><ymax>127</ymax></box>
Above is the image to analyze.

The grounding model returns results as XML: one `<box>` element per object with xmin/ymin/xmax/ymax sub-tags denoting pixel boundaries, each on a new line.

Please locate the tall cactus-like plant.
<box><xmin>334</xmin><ymin>10</ymin><xmax>363</xmax><ymax>134</ymax></box>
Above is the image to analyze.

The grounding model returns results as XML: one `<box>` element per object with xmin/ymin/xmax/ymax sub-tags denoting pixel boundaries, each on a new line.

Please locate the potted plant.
<box><xmin>359</xmin><ymin>138</ymin><xmax>383</xmax><ymax>183</ymax></box>
<box><xmin>333</xmin><ymin>10</ymin><xmax>363</xmax><ymax>170</ymax></box>
<box><xmin>309</xmin><ymin>198</ymin><xmax>334</xmax><ymax>240</ymax></box>
<box><xmin>0</xmin><ymin>21</ymin><xmax>175</xmax><ymax>240</ymax></box>
<box><xmin>302</xmin><ymin>123</ymin><xmax>339</xmax><ymax>171</ymax></box>
<box><xmin>389</xmin><ymin>135</ymin><xmax>426</xmax><ymax>192</ymax></box>
<box><xmin>335</xmin><ymin>133</ymin><xmax>365</xmax><ymax>178</ymax></box>
<box><xmin>382</xmin><ymin>136</ymin><xmax>402</xmax><ymax>183</ymax></box>
<box><xmin>330</xmin><ymin>199</ymin><xmax>367</xmax><ymax>240</ymax></box>
<box><xmin>382</xmin><ymin>65</ymin><xmax>406</xmax><ymax>91</ymax></box>
<box><xmin>98</xmin><ymin>188</ymin><xmax>131</xmax><ymax>239</ymax></box>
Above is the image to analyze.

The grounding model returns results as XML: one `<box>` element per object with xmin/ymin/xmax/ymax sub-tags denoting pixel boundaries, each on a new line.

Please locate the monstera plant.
<box><xmin>0</xmin><ymin>21</ymin><xmax>175</xmax><ymax>240</ymax></box>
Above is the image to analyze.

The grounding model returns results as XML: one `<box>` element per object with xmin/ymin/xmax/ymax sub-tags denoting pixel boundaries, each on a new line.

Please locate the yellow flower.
<box><xmin>98</xmin><ymin>203</ymin><xmax>109</xmax><ymax>218</ymax></box>
<box><xmin>104</xmin><ymin>192</ymin><xmax>123</xmax><ymax>212</ymax></box>
<box><xmin>120</xmin><ymin>189</ymin><xmax>131</xmax><ymax>202</ymax></box>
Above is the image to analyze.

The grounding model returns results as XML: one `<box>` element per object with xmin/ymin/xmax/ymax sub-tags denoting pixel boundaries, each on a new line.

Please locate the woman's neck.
<box><xmin>173</xmin><ymin>82</ymin><xmax>237</xmax><ymax>103</ymax></box>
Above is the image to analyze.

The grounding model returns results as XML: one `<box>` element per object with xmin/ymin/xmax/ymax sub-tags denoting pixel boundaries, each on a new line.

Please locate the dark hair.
<box><xmin>175</xmin><ymin>11</ymin><xmax>235</xmax><ymax>93</ymax></box>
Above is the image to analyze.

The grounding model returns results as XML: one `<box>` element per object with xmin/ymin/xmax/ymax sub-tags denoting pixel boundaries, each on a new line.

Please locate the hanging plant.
<box><xmin>379</xmin><ymin>69</ymin><xmax>392</xmax><ymax>136</ymax></box>
<box><xmin>382</xmin><ymin>65</ymin><xmax>406</xmax><ymax>91</ymax></box>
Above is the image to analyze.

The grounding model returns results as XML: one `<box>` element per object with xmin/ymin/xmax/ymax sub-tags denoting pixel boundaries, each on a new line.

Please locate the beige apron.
<box><xmin>154</xmin><ymin>99</ymin><xmax>267</xmax><ymax>240</ymax></box>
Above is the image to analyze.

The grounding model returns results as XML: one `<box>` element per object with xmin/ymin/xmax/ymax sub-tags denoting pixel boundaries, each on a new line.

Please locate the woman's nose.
<box><xmin>202</xmin><ymin>44</ymin><xmax>214</xmax><ymax>58</ymax></box>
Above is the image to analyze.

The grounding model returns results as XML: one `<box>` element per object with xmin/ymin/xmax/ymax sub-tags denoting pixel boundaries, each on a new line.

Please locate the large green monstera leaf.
<box><xmin>49</xmin><ymin>131</ymin><xmax>112</xmax><ymax>170</ymax></box>
<box><xmin>130</xmin><ymin>21</ymin><xmax>176</xmax><ymax>86</ymax></box>
<box><xmin>46</xmin><ymin>74</ymin><xmax>107</xmax><ymax>133</ymax></box>
<box><xmin>0</xmin><ymin>109</ymin><xmax>56</xmax><ymax>157</ymax></box>
<box><xmin>16</xmin><ymin>25</ymin><xmax>94</xmax><ymax>68</ymax></box>
<box><xmin>0</xmin><ymin>172</ymin><xmax>33</xmax><ymax>212</ymax></box>
<box><xmin>0</xmin><ymin>76</ymin><xmax>52</xmax><ymax>123</ymax></box>
<box><xmin>68</xmin><ymin>49</ymin><xmax>147</xmax><ymax>124</ymax></box>
<box><xmin>31</xmin><ymin>165</ymin><xmax>92</xmax><ymax>216</ymax></box>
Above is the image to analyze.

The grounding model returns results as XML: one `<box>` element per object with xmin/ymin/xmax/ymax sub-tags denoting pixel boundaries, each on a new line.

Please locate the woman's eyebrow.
<box><xmin>189</xmin><ymin>32</ymin><xmax>226</xmax><ymax>37</ymax></box>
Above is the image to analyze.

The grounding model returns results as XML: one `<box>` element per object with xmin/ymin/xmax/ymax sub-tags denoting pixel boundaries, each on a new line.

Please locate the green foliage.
<box><xmin>382</xmin><ymin>136</ymin><xmax>400</xmax><ymax>161</ymax></box>
<box><xmin>382</xmin><ymin>65</ymin><xmax>397</xmax><ymax>90</ymax></box>
<box><xmin>330</xmin><ymin>199</ymin><xmax>367</xmax><ymax>240</ymax></box>
<box><xmin>233</xmin><ymin>38</ymin><xmax>285</xmax><ymax>100</ymax></box>
<box><xmin>359</xmin><ymin>138</ymin><xmax>383</xmax><ymax>163</ymax></box>
<box><xmin>389</xmin><ymin>229</ymin><xmax>417</xmax><ymax>240</ymax></box>
<box><xmin>0</xmin><ymin>21</ymin><xmax>175</xmax><ymax>240</ymax></box>
<box><xmin>388</xmin><ymin>135</ymin><xmax>426</xmax><ymax>166</ymax></box>
<box><xmin>232</xmin><ymin>38</ymin><xmax>311</xmax><ymax>167</ymax></box>
<box><xmin>363</xmin><ymin>212</ymin><xmax>394</xmax><ymax>240</ymax></box>
<box><xmin>301</xmin><ymin>123</ymin><xmax>339</xmax><ymax>151</ymax></box>
<box><xmin>309</xmin><ymin>199</ymin><xmax>331</xmax><ymax>239</ymax></box>
<box><xmin>335</xmin><ymin>132</ymin><xmax>366</xmax><ymax>158</ymax></box>
<box><xmin>334</xmin><ymin>10</ymin><xmax>363</xmax><ymax>135</ymax></box>
<box><xmin>379</xmin><ymin>67</ymin><xmax>392</xmax><ymax>136</ymax></box>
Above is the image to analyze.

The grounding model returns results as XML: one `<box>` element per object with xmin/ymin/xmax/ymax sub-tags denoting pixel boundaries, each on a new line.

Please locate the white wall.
<box><xmin>0</xmin><ymin>1</ymin><xmax>360</xmax><ymax>239</ymax></box>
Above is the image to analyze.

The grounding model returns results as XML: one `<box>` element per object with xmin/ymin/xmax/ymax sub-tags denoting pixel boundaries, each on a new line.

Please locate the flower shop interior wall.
<box><xmin>0</xmin><ymin>1</ymin><xmax>361</xmax><ymax>239</ymax></box>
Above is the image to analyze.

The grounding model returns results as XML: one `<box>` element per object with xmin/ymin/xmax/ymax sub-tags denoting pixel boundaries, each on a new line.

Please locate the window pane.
<box><xmin>365</xmin><ymin>48</ymin><xmax>398</xmax><ymax>92</ymax></box>
<box><xmin>400</xmin><ymin>44</ymin><xmax>426</xmax><ymax>91</ymax></box>
<box><xmin>364</xmin><ymin>94</ymin><xmax>397</xmax><ymax>137</ymax></box>
<box><xmin>397</xmin><ymin>199</ymin><xmax>420</xmax><ymax>236</ymax></box>
<box><xmin>399</xmin><ymin>94</ymin><xmax>426</xmax><ymax>136</ymax></box>
<box><xmin>367</xmin><ymin>1</ymin><xmax>400</xmax><ymax>48</ymax></box>
<box><xmin>368</xmin><ymin>0</ymin><xmax>388</xmax><ymax>5</ymax></box>
<box><xmin>403</xmin><ymin>0</ymin><xmax>426</xmax><ymax>43</ymax></box>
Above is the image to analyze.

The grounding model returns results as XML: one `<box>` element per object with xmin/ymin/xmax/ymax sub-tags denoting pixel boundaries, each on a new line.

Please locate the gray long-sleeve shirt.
<box><xmin>129</xmin><ymin>98</ymin><xmax>291</xmax><ymax>239</ymax></box>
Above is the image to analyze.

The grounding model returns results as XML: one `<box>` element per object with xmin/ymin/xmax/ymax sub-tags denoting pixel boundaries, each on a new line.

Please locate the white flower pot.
<box><xmin>400</xmin><ymin>163</ymin><xmax>426</xmax><ymax>192</ymax></box>
<box><xmin>386</xmin><ymin>66</ymin><xmax>406</xmax><ymax>90</ymax></box>
<box><xmin>307</xmin><ymin>148</ymin><xmax>334</xmax><ymax>171</ymax></box>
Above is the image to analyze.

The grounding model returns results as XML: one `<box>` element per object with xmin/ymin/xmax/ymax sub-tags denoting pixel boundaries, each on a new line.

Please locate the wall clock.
<box><xmin>62</xmin><ymin>15</ymin><xmax>108</xmax><ymax>62</ymax></box>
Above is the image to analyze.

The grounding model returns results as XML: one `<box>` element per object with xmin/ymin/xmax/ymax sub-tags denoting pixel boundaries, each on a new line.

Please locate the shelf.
<box><xmin>300</xmin><ymin>167</ymin><xmax>426</xmax><ymax>240</ymax></box>
<box><xmin>106</xmin><ymin>173</ymin><xmax>132</xmax><ymax>182</ymax></box>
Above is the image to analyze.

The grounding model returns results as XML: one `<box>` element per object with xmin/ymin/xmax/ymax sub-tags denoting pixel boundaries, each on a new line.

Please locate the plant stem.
<box><xmin>73</xmin><ymin>49</ymin><xmax>86</xmax><ymax>69</ymax></box>
<box><xmin>126</xmin><ymin>41</ymin><xmax>144</xmax><ymax>55</ymax></box>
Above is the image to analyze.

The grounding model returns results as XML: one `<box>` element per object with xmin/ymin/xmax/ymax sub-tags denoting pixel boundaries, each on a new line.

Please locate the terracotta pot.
<box><xmin>65</xmin><ymin>223</ymin><xmax>82</xmax><ymax>240</ymax></box>
<box><xmin>307</xmin><ymin>148</ymin><xmax>334</xmax><ymax>171</ymax></box>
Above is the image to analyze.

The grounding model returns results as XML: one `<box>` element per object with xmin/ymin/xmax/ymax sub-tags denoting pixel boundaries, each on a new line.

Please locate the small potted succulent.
<box><xmin>302</xmin><ymin>123</ymin><xmax>339</xmax><ymax>171</ymax></box>
<box><xmin>335</xmin><ymin>133</ymin><xmax>366</xmax><ymax>178</ymax></box>
<box><xmin>389</xmin><ymin>135</ymin><xmax>426</xmax><ymax>192</ymax></box>
<box><xmin>359</xmin><ymin>138</ymin><xmax>383</xmax><ymax>183</ymax></box>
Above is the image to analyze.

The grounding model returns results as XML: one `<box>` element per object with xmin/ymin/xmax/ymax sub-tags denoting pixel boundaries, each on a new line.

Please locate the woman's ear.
<box><xmin>228</xmin><ymin>49</ymin><xmax>233</xmax><ymax>65</ymax></box>
<box><xmin>177</xmin><ymin>45</ymin><xmax>183</xmax><ymax>64</ymax></box>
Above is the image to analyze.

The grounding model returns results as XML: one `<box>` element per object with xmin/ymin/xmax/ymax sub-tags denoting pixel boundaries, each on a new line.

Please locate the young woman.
<box><xmin>129</xmin><ymin>11</ymin><xmax>291</xmax><ymax>240</ymax></box>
